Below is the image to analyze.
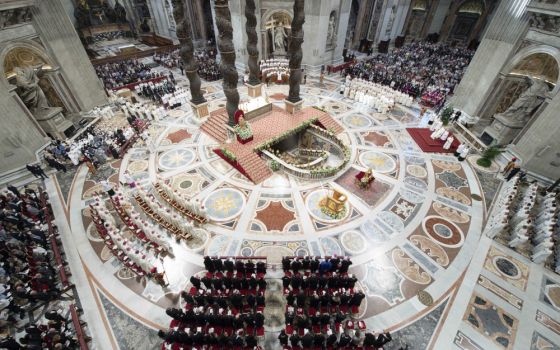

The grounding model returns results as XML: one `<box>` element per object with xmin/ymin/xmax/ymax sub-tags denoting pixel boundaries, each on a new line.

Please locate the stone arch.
<box><xmin>502</xmin><ymin>45</ymin><xmax>560</xmax><ymax>92</ymax></box>
<box><xmin>345</xmin><ymin>0</ymin><xmax>360</xmax><ymax>48</ymax></box>
<box><xmin>261</xmin><ymin>9</ymin><xmax>293</xmax><ymax>58</ymax></box>
<box><xmin>448</xmin><ymin>0</ymin><xmax>486</xmax><ymax>41</ymax></box>
<box><xmin>477</xmin><ymin>45</ymin><xmax>560</xmax><ymax>144</ymax></box>
<box><xmin>0</xmin><ymin>41</ymin><xmax>71</xmax><ymax>115</ymax></box>
<box><xmin>0</xmin><ymin>41</ymin><xmax>55</xmax><ymax>83</ymax></box>
<box><xmin>326</xmin><ymin>10</ymin><xmax>338</xmax><ymax>50</ymax></box>
<box><xmin>406</xmin><ymin>0</ymin><xmax>431</xmax><ymax>38</ymax></box>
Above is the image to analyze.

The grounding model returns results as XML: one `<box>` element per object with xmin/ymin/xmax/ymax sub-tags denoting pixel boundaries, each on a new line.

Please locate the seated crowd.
<box><xmin>152</xmin><ymin>48</ymin><xmax>221</xmax><ymax>81</ymax></box>
<box><xmin>159</xmin><ymin>256</ymin><xmax>267</xmax><ymax>350</ymax></box>
<box><xmin>0</xmin><ymin>186</ymin><xmax>87</xmax><ymax>349</ymax></box>
<box><xmin>344</xmin><ymin>41</ymin><xmax>474</xmax><ymax>101</ymax></box>
<box><xmin>280</xmin><ymin>256</ymin><xmax>392</xmax><ymax>349</ymax></box>
<box><xmin>95</xmin><ymin>59</ymin><xmax>160</xmax><ymax>90</ymax></box>
<box><xmin>259</xmin><ymin>58</ymin><xmax>289</xmax><ymax>84</ymax></box>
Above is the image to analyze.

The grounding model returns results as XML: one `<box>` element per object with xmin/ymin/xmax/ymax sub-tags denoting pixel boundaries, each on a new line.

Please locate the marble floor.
<box><xmin>44</xmin><ymin>71</ymin><xmax>560</xmax><ymax>350</ymax></box>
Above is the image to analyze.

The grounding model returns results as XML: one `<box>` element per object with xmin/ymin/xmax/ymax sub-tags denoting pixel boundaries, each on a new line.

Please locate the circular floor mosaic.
<box><xmin>359</xmin><ymin>150</ymin><xmax>397</xmax><ymax>174</ymax></box>
<box><xmin>66</xmin><ymin>79</ymin><xmax>489</xmax><ymax>334</ymax></box>
<box><xmin>158</xmin><ymin>148</ymin><xmax>196</xmax><ymax>170</ymax></box>
<box><xmin>203</xmin><ymin>188</ymin><xmax>246</xmax><ymax>222</ymax></box>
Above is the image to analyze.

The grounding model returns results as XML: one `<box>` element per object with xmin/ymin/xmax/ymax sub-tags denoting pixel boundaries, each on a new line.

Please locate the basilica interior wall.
<box><xmin>512</xmin><ymin>93</ymin><xmax>560</xmax><ymax>181</ymax></box>
<box><xmin>32</xmin><ymin>0</ymin><xmax>107</xmax><ymax>111</ymax></box>
<box><xmin>0</xmin><ymin>76</ymin><xmax>49</xmax><ymax>173</ymax></box>
<box><xmin>427</xmin><ymin>0</ymin><xmax>452</xmax><ymax>34</ymax></box>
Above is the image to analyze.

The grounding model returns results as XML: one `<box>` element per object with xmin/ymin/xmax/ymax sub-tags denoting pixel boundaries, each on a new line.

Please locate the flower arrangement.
<box><xmin>321</xmin><ymin>205</ymin><xmax>347</xmax><ymax>220</ymax></box>
<box><xmin>220</xmin><ymin>148</ymin><xmax>237</xmax><ymax>162</ymax></box>
<box><xmin>270</xmin><ymin>160</ymin><xmax>280</xmax><ymax>171</ymax></box>
<box><xmin>255</xmin><ymin>117</ymin><xmax>318</xmax><ymax>151</ymax></box>
<box><xmin>441</xmin><ymin>106</ymin><xmax>454</xmax><ymax>126</ymax></box>
<box><xmin>234</xmin><ymin>123</ymin><xmax>253</xmax><ymax>140</ymax></box>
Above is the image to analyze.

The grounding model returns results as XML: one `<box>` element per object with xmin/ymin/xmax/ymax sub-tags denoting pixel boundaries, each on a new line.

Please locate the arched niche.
<box><xmin>477</xmin><ymin>46</ymin><xmax>560</xmax><ymax>145</ymax></box>
<box><xmin>326</xmin><ymin>11</ymin><xmax>337</xmax><ymax>51</ymax></box>
<box><xmin>406</xmin><ymin>0</ymin><xmax>429</xmax><ymax>38</ymax></box>
<box><xmin>448</xmin><ymin>0</ymin><xmax>485</xmax><ymax>41</ymax></box>
<box><xmin>261</xmin><ymin>9</ymin><xmax>293</xmax><ymax>59</ymax></box>
<box><xmin>1</xmin><ymin>43</ymin><xmax>67</xmax><ymax>113</ymax></box>
<box><xmin>345</xmin><ymin>0</ymin><xmax>360</xmax><ymax>48</ymax></box>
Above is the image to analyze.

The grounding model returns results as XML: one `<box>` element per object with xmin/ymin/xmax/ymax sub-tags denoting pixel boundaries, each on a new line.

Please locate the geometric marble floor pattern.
<box><xmin>52</xmin><ymin>75</ymin><xmax>525</xmax><ymax>349</ymax></box>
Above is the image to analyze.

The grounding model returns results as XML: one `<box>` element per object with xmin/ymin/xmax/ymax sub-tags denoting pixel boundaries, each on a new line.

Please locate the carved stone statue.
<box><xmin>327</xmin><ymin>13</ymin><xmax>336</xmax><ymax>43</ymax></box>
<box><xmin>499</xmin><ymin>77</ymin><xmax>549</xmax><ymax>125</ymax></box>
<box><xmin>114</xmin><ymin>0</ymin><xmax>128</xmax><ymax>23</ymax></box>
<box><xmin>14</xmin><ymin>66</ymin><xmax>50</xmax><ymax>112</ymax></box>
<box><xmin>273</xmin><ymin>25</ymin><xmax>288</xmax><ymax>53</ymax></box>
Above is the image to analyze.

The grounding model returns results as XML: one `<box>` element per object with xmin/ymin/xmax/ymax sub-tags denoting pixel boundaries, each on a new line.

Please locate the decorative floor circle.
<box><xmin>417</xmin><ymin>290</ymin><xmax>434</xmax><ymax>306</ymax></box>
<box><xmin>423</xmin><ymin>216</ymin><xmax>464</xmax><ymax>248</ymax></box>
<box><xmin>158</xmin><ymin>148</ymin><xmax>195</xmax><ymax>171</ymax></box>
<box><xmin>340</xmin><ymin>230</ymin><xmax>368</xmax><ymax>255</ymax></box>
<box><xmin>493</xmin><ymin>257</ymin><xmax>521</xmax><ymax>279</ymax></box>
<box><xmin>203</xmin><ymin>188</ymin><xmax>246</xmax><ymax>222</ymax></box>
<box><xmin>359</xmin><ymin>151</ymin><xmax>397</xmax><ymax>174</ymax></box>
<box><xmin>343</xmin><ymin>114</ymin><xmax>372</xmax><ymax>128</ymax></box>
<box><xmin>407</xmin><ymin>164</ymin><xmax>427</xmax><ymax>178</ymax></box>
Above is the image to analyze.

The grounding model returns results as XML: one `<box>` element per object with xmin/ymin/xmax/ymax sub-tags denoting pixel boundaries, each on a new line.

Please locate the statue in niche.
<box><xmin>498</xmin><ymin>77</ymin><xmax>549</xmax><ymax>125</ymax></box>
<box><xmin>327</xmin><ymin>13</ymin><xmax>336</xmax><ymax>45</ymax></box>
<box><xmin>273</xmin><ymin>25</ymin><xmax>288</xmax><ymax>53</ymax></box>
<box><xmin>141</xmin><ymin>18</ymin><xmax>151</xmax><ymax>33</ymax></box>
<box><xmin>74</xmin><ymin>0</ymin><xmax>91</xmax><ymax>27</ymax></box>
<box><xmin>14</xmin><ymin>66</ymin><xmax>51</xmax><ymax>113</ymax></box>
<box><xmin>102</xmin><ymin>1</ymin><xmax>116</xmax><ymax>22</ymax></box>
<box><xmin>114</xmin><ymin>0</ymin><xmax>128</xmax><ymax>23</ymax></box>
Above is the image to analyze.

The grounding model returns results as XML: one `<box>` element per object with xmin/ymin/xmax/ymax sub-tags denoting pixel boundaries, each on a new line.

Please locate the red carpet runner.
<box><xmin>406</xmin><ymin>128</ymin><xmax>460</xmax><ymax>153</ymax></box>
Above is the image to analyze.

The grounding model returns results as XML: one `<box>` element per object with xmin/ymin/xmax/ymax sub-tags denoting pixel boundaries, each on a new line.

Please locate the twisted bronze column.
<box><xmin>287</xmin><ymin>0</ymin><xmax>305</xmax><ymax>103</ymax></box>
<box><xmin>172</xmin><ymin>0</ymin><xmax>206</xmax><ymax>104</ymax></box>
<box><xmin>245</xmin><ymin>0</ymin><xmax>260</xmax><ymax>86</ymax></box>
<box><xmin>214</xmin><ymin>0</ymin><xmax>240</xmax><ymax>126</ymax></box>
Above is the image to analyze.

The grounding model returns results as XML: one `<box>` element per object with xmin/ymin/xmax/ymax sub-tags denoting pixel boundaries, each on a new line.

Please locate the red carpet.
<box><xmin>406</xmin><ymin>128</ymin><xmax>460</xmax><ymax>153</ymax></box>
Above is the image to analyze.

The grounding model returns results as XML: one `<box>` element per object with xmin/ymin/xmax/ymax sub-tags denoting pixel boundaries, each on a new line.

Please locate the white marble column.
<box><xmin>31</xmin><ymin>0</ymin><xmax>107</xmax><ymax>111</ymax></box>
<box><xmin>451</xmin><ymin>0</ymin><xmax>531</xmax><ymax>116</ymax></box>
<box><xmin>0</xmin><ymin>82</ymin><xmax>49</xmax><ymax>172</ymax></box>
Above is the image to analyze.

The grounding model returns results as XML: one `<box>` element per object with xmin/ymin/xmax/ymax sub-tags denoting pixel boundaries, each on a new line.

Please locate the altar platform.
<box><xmin>406</xmin><ymin>127</ymin><xmax>460</xmax><ymax>153</ymax></box>
<box><xmin>201</xmin><ymin>105</ymin><xmax>343</xmax><ymax>183</ymax></box>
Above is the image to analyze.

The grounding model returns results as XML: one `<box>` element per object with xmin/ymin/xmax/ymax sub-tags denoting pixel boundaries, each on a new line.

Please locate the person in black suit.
<box><xmin>290</xmin><ymin>334</ymin><xmax>301</xmax><ymax>347</ymax></box>
<box><xmin>339</xmin><ymin>332</ymin><xmax>352</xmax><ymax>346</ymax></box>
<box><xmin>301</xmin><ymin>332</ymin><xmax>314</xmax><ymax>347</ymax></box>
<box><xmin>282</xmin><ymin>257</ymin><xmax>291</xmax><ymax>271</ymax></box>
<box><xmin>282</xmin><ymin>275</ymin><xmax>291</xmax><ymax>289</ymax></box>
<box><xmin>339</xmin><ymin>257</ymin><xmax>353</xmax><ymax>273</ymax></box>
<box><xmin>373</xmin><ymin>332</ymin><xmax>392</xmax><ymax>348</ymax></box>
<box><xmin>278</xmin><ymin>330</ymin><xmax>289</xmax><ymax>346</ymax></box>
<box><xmin>224</xmin><ymin>258</ymin><xmax>235</xmax><ymax>273</ymax></box>
<box><xmin>204</xmin><ymin>256</ymin><xmax>214</xmax><ymax>272</ymax></box>
<box><xmin>291</xmin><ymin>259</ymin><xmax>302</xmax><ymax>274</ymax></box>
<box><xmin>314</xmin><ymin>333</ymin><xmax>325</xmax><ymax>347</ymax></box>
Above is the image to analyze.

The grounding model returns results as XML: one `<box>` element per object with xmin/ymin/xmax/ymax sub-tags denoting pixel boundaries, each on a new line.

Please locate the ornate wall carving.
<box><xmin>529</xmin><ymin>13</ymin><xmax>560</xmax><ymax>34</ymax></box>
<box><xmin>0</xmin><ymin>7</ymin><xmax>32</xmax><ymax>30</ymax></box>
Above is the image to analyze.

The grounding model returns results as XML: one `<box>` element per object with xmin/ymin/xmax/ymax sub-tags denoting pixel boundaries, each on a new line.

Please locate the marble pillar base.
<box><xmin>190</xmin><ymin>101</ymin><xmax>209</xmax><ymax>119</ymax></box>
<box><xmin>34</xmin><ymin>107</ymin><xmax>73</xmax><ymax>140</ymax></box>
<box><xmin>246</xmin><ymin>83</ymin><xmax>263</xmax><ymax>98</ymax></box>
<box><xmin>284</xmin><ymin>99</ymin><xmax>303</xmax><ymax>115</ymax></box>
<box><xmin>481</xmin><ymin>114</ymin><xmax>523</xmax><ymax>145</ymax></box>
